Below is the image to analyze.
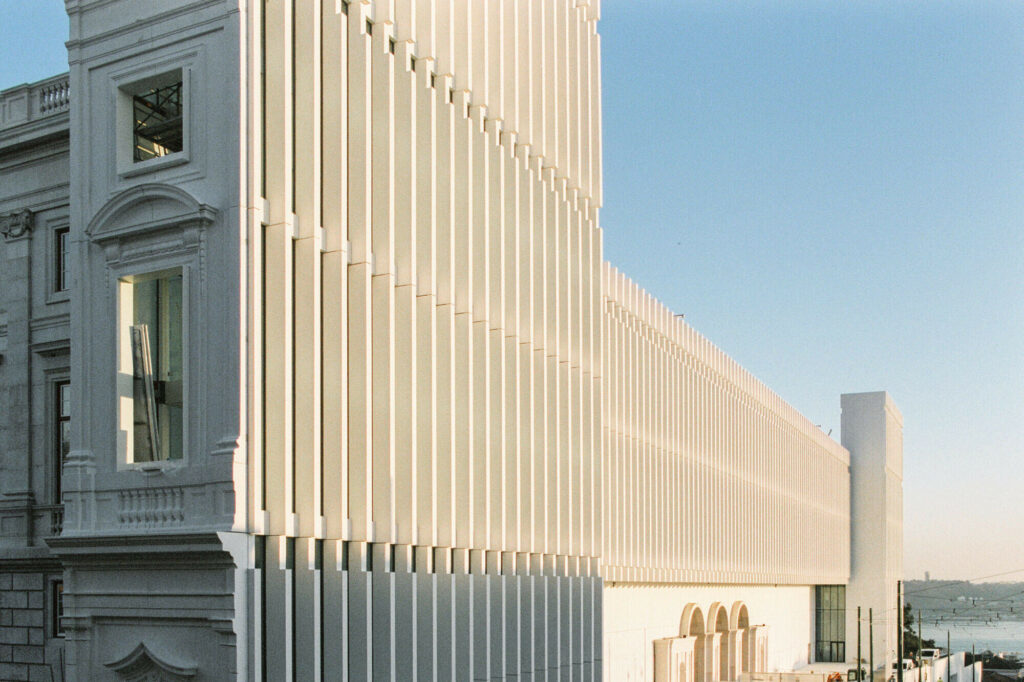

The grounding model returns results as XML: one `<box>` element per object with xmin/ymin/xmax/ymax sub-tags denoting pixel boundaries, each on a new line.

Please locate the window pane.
<box><xmin>815</xmin><ymin>585</ymin><xmax>847</xmax><ymax>663</ymax></box>
<box><xmin>130</xmin><ymin>273</ymin><xmax>183</xmax><ymax>461</ymax></box>
<box><xmin>55</xmin><ymin>381</ymin><xmax>71</xmax><ymax>500</ymax></box>
<box><xmin>53</xmin><ymin>581</ymin><xmax>64</xmax><ymax>637</ymax></box>
<box><xmin>60</xmin><ymin>382</ymin><xmax>70</xmax><ymax>418</ymax></box>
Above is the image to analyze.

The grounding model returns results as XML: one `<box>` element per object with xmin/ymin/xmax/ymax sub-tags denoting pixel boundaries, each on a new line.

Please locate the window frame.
<box><xmin>54</xmin><ymin>226</ymin><xmax>70</xmax><ymax>293</ymax></box>
<box><xmin>53</xmin><ymin>378</ymin><xmax>71</xmax><ymax>502</ymax></box>
<box><xmin>116</xmin><ymin>265</ymin><xmax>190</xmax><ymax>470</ymax></box>
<box><xmin>814</xmin><ymin>584</ymin><xmax>847</xmax><ymax>663</ymax></box>
<box><xmin>50</xmin><ymin>578</ymin><xmax>64</xmax><ymax>639</ymax></box>
<box><xmin>45</xmin><ymin>217</ymin><xmax>71</xmax><ymax>304</ymax></box>
<box><xmin>131</xmin><ymin>78</ymin><xmax>184</xmax><ymax>163</ymax></box>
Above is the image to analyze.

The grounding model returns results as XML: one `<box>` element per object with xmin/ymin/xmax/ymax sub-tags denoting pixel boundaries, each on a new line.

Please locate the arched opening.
<box><xmin>708</xmin><ymin>603</ymin><xmax>730</xmax><ymax>682</ymax></box>
<box><xmin>731</xmin><ymin>602</ymin><xmax>751</xmax><ymax>676</ymax></box>
<box><xmin>681</xmin><ymin>605</ymin><xmax>706</xmax><ymax>682</ymax></box>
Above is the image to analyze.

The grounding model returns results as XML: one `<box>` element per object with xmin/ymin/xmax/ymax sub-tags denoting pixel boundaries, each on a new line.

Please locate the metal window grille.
<box><xmin>132</xmin><ymin>82</ymin><xmax>183</xmax><ymax>162</ymax></box>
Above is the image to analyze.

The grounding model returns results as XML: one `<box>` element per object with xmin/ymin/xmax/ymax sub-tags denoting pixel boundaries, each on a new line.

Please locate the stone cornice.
<box><xmin>0</xmin><ymin>112</ymin><xmax>69</xmax><ymax>155</ymax></box>
<box><xmin>48</xmin><ymin>531</ymin><xmax>231</xmax><ymax>553</ymax></box>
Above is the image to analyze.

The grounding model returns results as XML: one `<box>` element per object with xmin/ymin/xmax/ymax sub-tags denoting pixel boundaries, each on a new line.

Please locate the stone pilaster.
<box><xmin>727</xmin><ymin>628</ymin><xmax>746</xmax><ymax>680</ymax></box>
<box><xmin>0</xmin><ymin>209</ymin><xmax>36</xmax><ymax>547</ymax></box>
<box><xmin>708</xmin><ymin>632</ymin><xmax>723</xmax><ymax>682</ymax></box>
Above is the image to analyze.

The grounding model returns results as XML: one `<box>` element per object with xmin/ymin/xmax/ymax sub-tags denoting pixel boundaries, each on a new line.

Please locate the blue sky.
<box><xmin>3</xmin><ymin>1</ymin><xmax>1022</xmax><ymax>580</ymax></box>
<box><xmin>0</xmin><ymin>2</ymin><xmax>69</xmax><ymax>89</ymax></box>
<box><xmin>600</xmin><ymin>0</ymin><xmax>1024</xmax><ymax>580</ymax></box>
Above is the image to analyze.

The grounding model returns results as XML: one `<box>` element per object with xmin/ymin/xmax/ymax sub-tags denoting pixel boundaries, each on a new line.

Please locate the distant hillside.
<box><xmin>905</xmin><ymin>580</ymin><xmax>1024</xmax><ymax>626</ymax></box>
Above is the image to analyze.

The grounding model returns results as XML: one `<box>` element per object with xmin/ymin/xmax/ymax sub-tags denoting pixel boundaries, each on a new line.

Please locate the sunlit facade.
<box><xmin>0</xmin><ymin>1</ymin><xmax>901</xmax><ymax>680</ymax></box>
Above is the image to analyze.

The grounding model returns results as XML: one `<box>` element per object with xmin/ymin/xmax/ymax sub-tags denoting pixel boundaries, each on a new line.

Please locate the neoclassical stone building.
<box><xmin>0</xmin><ymin>1</ymin><xmax>903</xmax><ymax>680</ymax></box>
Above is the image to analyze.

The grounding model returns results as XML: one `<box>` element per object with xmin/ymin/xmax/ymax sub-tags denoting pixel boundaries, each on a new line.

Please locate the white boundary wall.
<box><xmin>605</xmin><ymin>584</ymin><xmax>816</xmax><ymax>682</ymax></box>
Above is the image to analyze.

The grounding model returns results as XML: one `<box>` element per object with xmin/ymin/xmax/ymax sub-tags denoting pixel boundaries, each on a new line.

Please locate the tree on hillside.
<box><xmin>903</xmin><ymin>603</ymin><xmax>936</xmax><ymax>656</ymax></box>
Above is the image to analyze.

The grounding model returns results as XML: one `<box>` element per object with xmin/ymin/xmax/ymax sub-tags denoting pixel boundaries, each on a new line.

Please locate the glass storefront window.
<box><xmin>815</xmin><ymin>585</ymin><xmax>847</xmax><ymax>662</ymax></box>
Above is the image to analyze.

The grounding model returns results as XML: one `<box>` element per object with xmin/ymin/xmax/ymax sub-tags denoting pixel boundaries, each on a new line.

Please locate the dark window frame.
<box><xmin>815</xmin><ymin>584</ymin><xmax>847</xmax><ymax>663</ymax></box>
<box><xmin>54</xmin><ymin>226</ymin><xmax>70</xmax><ymax>293</ymax></box>
<box><xmin>51</xmin><ymin>579</ymin><xmax>65</xmax><ymax>638</ymax></box>
<box><xmin>53</xmin><ymin>379</ymin><xmax>71</xmax><ymax>503</ymax></box>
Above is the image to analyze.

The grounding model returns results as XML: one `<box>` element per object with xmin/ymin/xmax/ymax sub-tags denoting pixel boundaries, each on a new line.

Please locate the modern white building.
<box><xmin>0</xmin><ymin>1</ymin><xmax>903</xmax><ymax>680</ymax></box>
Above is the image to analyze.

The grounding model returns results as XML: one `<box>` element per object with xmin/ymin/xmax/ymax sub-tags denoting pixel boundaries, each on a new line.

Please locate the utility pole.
<box><xmin>870</xmin><ymin>608</ymin><xmax>875</xmax><ymax>682</ymax></box>
<box><xmin>971</xmin><ymin>644</ymin><xmax>975</xmax><ymax>682</ymax></box>
<box><xmin>898</xmin><ymin>581</ymin><xmax>904</xmax><ymax>682</ymax></box>
<box><xmin>947</xmin><ymin>632</ymin><xmax>951</xmax><ymax>682</ymax></box>
<box><xmin>918</xmin><ymin>609</ymin><xmax>923</xmax><ymax>670</ymax></box>
<box><xmin>858</xmin><ymin>606</ymin><xmax>863</xmax><ymax>682</ymax></box>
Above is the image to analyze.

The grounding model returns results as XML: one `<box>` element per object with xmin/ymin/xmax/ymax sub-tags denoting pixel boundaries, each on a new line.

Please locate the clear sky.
<box><xmin>599</xmin><ymin>0</ymin><xmax>1024</xmax><ymax>581</ymax></box>
<box><xmin>2</xmin><ymin>1</ymin><xmax>1021</xmax><ymax>581</ymax></box>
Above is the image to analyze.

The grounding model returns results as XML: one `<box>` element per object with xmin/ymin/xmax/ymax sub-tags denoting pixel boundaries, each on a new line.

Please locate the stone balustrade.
<box><xmin>0</xmin><ymin>73</ymin><xmax>70</xmax><ymax>132</ymax></box>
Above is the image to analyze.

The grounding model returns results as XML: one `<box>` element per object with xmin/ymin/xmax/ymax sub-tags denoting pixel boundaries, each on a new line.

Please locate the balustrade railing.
<box><xmin>0</xmin><ymin>73</ymin><xmax>70</xmax><ymax>131</ymax></box>
<box><xmin>37</xmin><ymin>78</ymin><xmax>70</xmax><ymax>114</ymax></box>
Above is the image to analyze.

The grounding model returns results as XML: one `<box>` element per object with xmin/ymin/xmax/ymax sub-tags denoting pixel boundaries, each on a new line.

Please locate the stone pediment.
<box><xmin>103</xmin><ymin>642</ymin><xmax>197</xmax><ymax>681</ymax></box>
<box><xmin>86</xmin><ymin>183</ymin><xmax>216</xmax><ymax>243</ymax></box>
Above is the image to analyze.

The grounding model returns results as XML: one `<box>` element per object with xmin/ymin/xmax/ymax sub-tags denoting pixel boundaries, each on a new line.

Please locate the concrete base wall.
<box><xmin>49</xmin><ymin>532</ymin><xmax>242</xmax><ymax>682</ymax></box>
<box><xmin>0</xmin><ymin>565</ymin><xmax>65</xmax><ymax>682</ymax></box>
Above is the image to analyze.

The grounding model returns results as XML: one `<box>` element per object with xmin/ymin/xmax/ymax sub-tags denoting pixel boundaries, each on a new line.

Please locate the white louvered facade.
<box><xmin>252</xmin><ymin>0</ymin><xmax>603</xmax><ymax>567</ymax></box>
<box><xmin>0</xmin><ymin>0</ymin><xmax>902</xmax><ymax>679</ymax></box>
<box><xmin>249</xmin><ymin>1</ymin><xmax>604</xmax><ymax>677</ymax></box>
<box><xmin>602</xmin><ymin>264</ymin><xmax>851</xmax><ymax>587</ymax></box>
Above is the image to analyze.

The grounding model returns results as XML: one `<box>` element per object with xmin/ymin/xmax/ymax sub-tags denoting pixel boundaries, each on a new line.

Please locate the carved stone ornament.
<box><xmin>0</xmin><ymin>209</ymin><xmax>34</xmax><ymax>240</ymax></box>
<box><xmin>103</xmin><ymin>642</ymin><xmax>197</xmax><ymax>682</ymax></box>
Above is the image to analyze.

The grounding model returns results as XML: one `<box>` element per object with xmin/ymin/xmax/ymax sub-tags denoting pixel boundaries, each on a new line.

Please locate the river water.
<box><xmin>921</xmin><ymin>621</ymin><xmax>1024</xmax><ymax>657</ymax></box>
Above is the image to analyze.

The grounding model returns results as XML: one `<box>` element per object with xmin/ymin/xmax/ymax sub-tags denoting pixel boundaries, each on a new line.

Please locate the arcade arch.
<box><xmin>731</xmin><ymin>602</ymin><xmax>751</xmax><ymax>675</ymax></box>
<box><xmin>708</xmin><ymin>602</ymin><xmax>730</xmax><ymax>682</ymax></box>
<box><xmin>680</xmin><ymin>605</ymin><xmax>706</xmax><ymax>682</ymax></box>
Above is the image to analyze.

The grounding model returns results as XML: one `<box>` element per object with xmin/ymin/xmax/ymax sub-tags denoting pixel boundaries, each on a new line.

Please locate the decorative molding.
<box><xmin>0</xmin><ymin>208</ymin><xmax>34</xmax><ymax>240</ymax></box>
<box><xmin>118</xmin><ymin>487</ymin><xmax>185</xmax><ymax>528</ymax></box>
<box><xmin>29</xmin><ymin>312</ymin><xmax>71</xmax><ymax>333</ymax></box>
<box><xmin>31</xmin><ymin>338</ymin><xmax>71</xmax><ymax>357</ymax></box>
<box><xmin>86</xmin><ymin>183</ymin><xmax>216</xmax><ymax>242</ymax></box>
<box><xmin>63</xmin><ymin>448</ymin><xmax>96</xmax><ymax>469</ymax></box>
<box><xmin>104</xmin><ymin>642</ymin><xmax>197</xmax><ymax>681</ymax></box>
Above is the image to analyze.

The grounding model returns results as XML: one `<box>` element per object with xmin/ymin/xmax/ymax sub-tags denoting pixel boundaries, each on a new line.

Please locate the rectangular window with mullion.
<box><xmin>815</xmin><ymin>585</ymin><xmax>846</xmax><ymax>662</ymax></box>
<box><xmin>51</xmin><ymin>580</ymin><xmax>64</xmax><ymax>638</ymax></box>
<box><xmin>54</xmin><ymin>227</ymin><xmax>70</xmax><ymax>292</ymax></box>
<box><xmin>54</xmin><ymin>380</ymin><xmax>70</xmax><ymax>501</ymax></box>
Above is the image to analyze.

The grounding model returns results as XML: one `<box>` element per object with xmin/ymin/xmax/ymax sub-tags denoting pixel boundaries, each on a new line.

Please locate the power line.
<box><xmin>913</xmin><ymin>585</ymin><xmax>1024</xmax><ymax>626</ymax></box>
<box><xmin>905</xmin><ymin>569</ymin><xmax>1024</xmax><ymax>595</ymax></box>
